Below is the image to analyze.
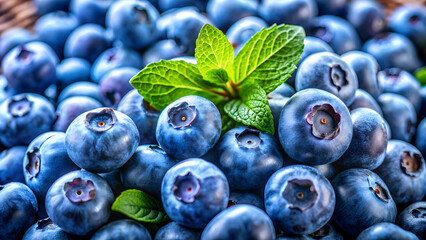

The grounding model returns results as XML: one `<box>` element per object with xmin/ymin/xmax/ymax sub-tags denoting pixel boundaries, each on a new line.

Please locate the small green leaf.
<box><xmin>224</xmin><ymin>84</ymin><xmax>274</xmax><ymax>134</ymax></box>
<box><xmin>112</xmin><ymin>189</ymin><xmax>169</xmax><ymax>223</ymax></box>
<box><xmin>217</xmin><ymin>101</ymin><xmax>243</xmax><ymax>134</ymax></box>
<box><xmin>233</xmin><ymin>24</ymin><xmax>305</xmax><ymax>93</ymax></box>
<box><xmin>130</xmin><ymin>60</ymin><xmax>226</xmax><ymax>110</ymax></box>
<box><xmin>195</xmin><ymin>24</ymin><xmax>234</xmax><ymax>84</ymax></box>
<box><xmin>415</xmin><ymin>66</ymin><xmax>426</xmax><ymax>86</ymax></box>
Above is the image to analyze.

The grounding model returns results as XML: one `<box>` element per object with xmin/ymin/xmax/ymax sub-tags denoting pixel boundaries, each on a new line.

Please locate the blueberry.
<box><xmin>259</xmin><ymin>0</ymin><xmax>318</xmax><ymax>29</ymax></box>
<box><xmin>277</xmin><ymin>223</ymin><xmax>343</xmax><ymax>240</ymax></box>
<box><xmin>397</xmin><ymin>201</ymin><xmax>426</xmax><ymax>240</ymax></box>
<box><xmin>2</xmin><ymin>41</ymin><xmax>58</xmax><ymax>94</ymax></box>
<box><xmin>357</xmin><ymin>222</ymin><xmax>419</xmax><ymax>240</ymax></box>
<box><xmin>98</xmin><ymin>169</ymin><xmax>125</xmax><ymax>197</ymax></box>
<box><xmin>161</xmin><ymin>158</ymin><xmax>229</xmax><ymax>228</ymax></box>
<box><xmin>332</xmin><ymin>168</ymin><xmax>397</xmax><ymax>235</ymax></box>
<box><xmin>206</xmin><ymin>0</ymin><xmax>258</xmax><ymax>31</ymax></box>
<box><xmin>66</xmin><ymin>107</ymin><xmax>139</xmax><ymax>173</ymax></box>
<box><xmin>271</xmin><ymin>83</ymin><xmax>296</xmax><ymax>98</ymax></box>
<box><xmin>158</xmin><ymin>0</ymin><xmax>208</xmax><ymax>12</ymax></box>
<box><xmin>35</xmin><ymin>11</ymin><xmax>79</xmax><ymax>59</ymax></box>
<box><xmin>226</xmin><ymin>16</ymin><xmax>268</xmax><ymax>51</ymax></box>
<box><xmin>57</xmin><ymin>81</ymin><xmax>103</xmax><ymax>104</ymax></box>
<box><xmin>268</xmin><ymin>93</ymin><xmax>290</xmax><ymax>137</ymax></box>
<box><xmin>56</xmin><ymin>58</ymin><xmax>91</xmax><ymax>92</ymax></box>
<box><xmin>0</xmin><ymin>182</ymin><xmax>38</xmax><ymax>240</ymax></box>
<box><xmin>374</xmin><ymin>140</ymin><xmax>426</xmax><ymax>205</ymax></box>
<box><xmin>64</xmin><ymin>24</ymin><xmax>111</xmax><ymax>63</ymax></box>
<box><xmin>0</xmin><ymin>75</ymin><xmax>16</xmax><ymax>102</ymax></box>
<box><xmin>337</xmin><ymin>108</ymin><xmax>388</xmax><ymax>170</ymax></box>
<box><xmin>314</xmin><ymin>0</ymin><xmax>348</xmax><ymax>16</ymax></box>
<box><xmin>378</xmin><ymin>68</ymin><xmax>422</xmax><ymax>112</ymax></box>
<box><xmin>0</xmin><ymin>93</ymin><xmax>56</xmax><ymax>147</ymax></box>
<box><xmin>341</xmin><ymin>51</ymin><xmax>382</xmax><ymax>99</ymax></box>
<box><xmin>120</xmin><ymin>145</ymin><xmax>176</xmax><ymax>198</ymax></box>
<box><xmin>216</xmin><ymin>126</ymin><xmax>283</xmax><ymax>190</ymax></box>
<box><xmin>313</xmin><ymin>164</ymin><xmax>336</xmax><ymax>181</ymax></box>
<box><xmin>156</xmin><ymin>95</ymin><xmax>221</xmax><ymax>160</ymax></box>
<box><xmin>0</xmin><ymin>28</ymin><xmax>35</xmax><ymax>62</ymax></box>
<box><xmin>279</xmin><ymin>89</ymin><xmax>353</xmax><ymax>165</ymax></box>
<box><xmin>363</xmin><ymin>33</ymin><xmax>422</xmax><ymax>72</ymax></box>
<box><xmin>22</xmin><ymin>217</ymin><xmax>71</xmax><ymax>240</ymax></box>
<box><xmin>346</xmin><ymin>0</ymin><xmax>386</xmax><ymax>41</ymax></box>
<box><xmin>416</xmin><ymin>118</ymin><xmax>426</xmax><ymax>157</ymax></box>
<box><xmin>33</xmin><ymin>0</ymin><xmax>69</xmax><ymax>15</ymax></box>
<box><xmin>310</xmin><ymin>15</ymin><xmax>361</xmax><ymax>55</ymax></box>
<box><xmin>91</xmin><ymin>219</ymin><xmax>152</xmax><ymax>240</ymax></box>
<box><xmin>378</xmin><ymin>93</ymin><xmax>417</xmax><ymax>142</ymax></box>
<box><xmin>419</xmin><ymin>87</ymin><xmax>426</xmax><ymax>120</ymax></box>
<box><xmin>106</xmin><ymin>0</ymin><xmax>160</xmax><ymax>50</ymax></box>
<box><xmin>154</xmin><ymin>221</ymin><xmax>202</xmax><ymax>240</ymax></box>
<box><xmin>228</xmin><ymin>191</ymin><xmax>264</xmax><ymax>210</ymax></box>
<box><xmin>141</xmin><ymin>39</ymin><xmax>183</xmax><ymax>67</ymax></box>
<box><xmin>349</xmin><ymin>89</ymin><xmax>383</xmax><ymax>116</ymax></box>
<box><xmin>117</xmin><ymin>89</ymin><xmax>160</xmax><ymax>145</ymax></box>
<box><xmin>296</xmin><ymin>52</ymin><xmax>358</xmax><ymax>106</ymax></box>
<box><xmin>202</xmin><ymin>204</ymin><xmax>275</xmax><ymax>240</ymax></box>
<box><xmin>99</xmin><ymin>67</ymin><xmax>138</xmax><ymax>108</ymax></box>
<box><xmin>0</xmin><ymin>146</ymin><xmax>26</xmax><ymax>184</ymax></box>
<box><xmin>70</xmin><ymin>0</ymin><xmax>115</xmax><ymax>27</ymax></box>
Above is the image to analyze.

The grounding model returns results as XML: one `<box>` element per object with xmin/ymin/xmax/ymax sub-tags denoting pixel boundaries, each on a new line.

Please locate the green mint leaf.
<box><xmin>217</xmin><ymin>101</ymin><xmax>243</xmax><ymax>134</ymax></box>
<box><xmin>112</xmin><ymin>189</ymin><xmax>169</xmax><ymax>223</ymax></box>
<box><xmin>130</xmin><ymin>60</ymin><xmax>226</xmax><ymax>110</ymax></box>
<box><xmin>415</xmin><ymin>66</ymin><xmax>426</xmax><ymax>86</ymax></box>
<box><xmin>224</xmin><ymin>84</ymin><xmax>274</xmax><ymax>134</ymax></box>
<box><xmin>233</xmin><ymin>24</ymin><xmax>305</xmax><ymax>93</ymax></box>
<box><xmin>195</xmin><ymin>24</ymin><xmax>234</xmax><ymax>84</ymax></box>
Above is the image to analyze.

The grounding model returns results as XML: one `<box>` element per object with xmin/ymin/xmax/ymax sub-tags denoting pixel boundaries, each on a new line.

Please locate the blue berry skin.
<box><xmin>57</xmin><ymin>81</ymin><xmax>103</xmax><ymax>103</ymax></box>
<box><xmin>154</xmin><ymin>221</ymin><xmax>202</xmax><ymax>240</ymax></box>
<box><xmin>106</xmin><ymin>0</ymin><xmax>160</xmax><ymax>50</ymax></box>
<box><xmin>216</xmin><ymin>126</ymin><xmax>283</xmax><ymax>190</ymax></box>
<box><xmin>349</xmin><ymin>89</ymin><xmax>383</xmax><ymax>116</ymax></box>
<box><xmin>272</xmin><ymin>83</ymin><xmax>296</xmax><ymax>98</ymax></box>
<box><xmin>45</xmin><ymin>170</ymin><xmax>114</xmax><ymax>236</ymax></box>
<box><xmin>35</xmin><ymin>11</ymin><xmax>79</xmax><ymax>59</ymax></box>
<box><xmin>0</xmin><ymin>146</ymin><xmax>26</xmax><ymax>184</ymax></box>
<box><xmin>357</xmin><ymin>222</ymin><xmax>420</xmax><ymax>240</ymax></box>
<box><xmin>91</xmin><ymin>47</ymin><xmax>143</xmax><ymax>83</ymax></box>
<box><xmin>276</xmin><ymin>223</ymin><xmax>343</xmax><ymax>240</ymax></box>
<box><xmin>265</xmin><ymin>165</ymin><xmax>335</xmax><ymax>235</ymax></box>
<box><xmin>207</xmin><ymin>0</ymin><xmax>258</xmax><ymax>31</ymax></box>
<box><xmin>337</xmin><ymin>108</ymin><xmax>388</xmax><ymax>170</ymax></box>
<box><xmin>0</xmin><ymin>182</ymin><xmax>38</xmax><ymax>240</ymax></box>
<box><xmin>56</xmin><ymin>58</ymin><xmax>91</xmax><ymax>92</ymax></box>
<box><xmin>226</xmin><ymin>16</ymin><xmax>268</xmax><ymax>51</ymax></box>
<box><xmin>2</xmin><ymin>41</ymin><xmax>58</xmax><ymax>94</ymax></box>
<box><xmin>64</xmin><ymin>24</ymin><xmax>111</xmax><ymax>63</ymax></box>
<box><xmin>66</xmin><ymin>107</ymin><xmax>139</xmax><ymax>173</ymax></box>
<box><xmin>70</xmin><ymin>0</ymin><xmax>115</xmax><ymax>27</ymax></box>
<box><xmin>0</xmin><ymin>93</ymin><xmax>56</xmax><ymax>147</ymax></box>
<box><xmin>91</xmin><ymin>219</ymin><xmax>152</xmax><ymax>240</ymax></box>
<box><xmin>378</xmin><ymin>68</ymin><xmax>422</xmax><ymax>113</ymax></box>
<box><xmin>314</xmin><ymin>0</ymin><xmax>348</xmax><ymax>17</ymax></box>
<box><xmin>118</xmin><ymin>89</ymin><xmax>160</xmax><ymax>145</ymax></box>
<box><xmin>161</xmin><ymin>158</ymin><xmax>229</xmax><ymax>229</ymax></box>
<box><xmin>24</xmin><ymin>132</ymin><xmax>80</xmax><ymax>201</ymax></box>
<box><xmin>332</xmin><ymin>168</ymin><xmax>397</xmax><ymax>236</ymax></box>
<box><xmin>378</xmin><ymin>93</ymin><xmax>417</xmax><ymax>142</ymax></box>
<box><xmin>397</xmin><ymin>201</ymin><xmax>426</xmax><ymax>240</ymax></box>
<box><xmin>53</xmin><ymin>96</ymin><xmax>103</xmax><ymax>132</ymax></box>
<box><xmin>279</xmin><ymin>89</ymin><xmax>353</xmax><ymax>165</ymax></box>
<box><xmin>363</xmin><ymin>33</ymin><xmax>422</xmax><ymax>73</ymax></box>
<box><xmin>259</xmin><ymin>0</ymin><xmax>317</xmax><ymax>29</ymax></box>
<box><xmin>310</xmin><ymin>15</ymin><xmax>361</xmax><ymax>55</ymax></box>
<box><xmin>98</xmin><ymin>170</ymin><xmax>124</xmax><ymax>197</ymax></box>
<box><xmin>419</xmin><ymin>87</ymin><xmax>426</xmax><ymax>120</ymax></box>
<box><xmin>416</xmin><ymin>118</ymin><xmax>426</xmax><ymax>157</ymax></box>
<box><xmin>296</xmin><ymin>52</ymin><xmax>358</xmax><ymax>106</ymax></box>
<box><xmin>141</xmin><ymin>39</ymin><xmax>183</xmax><ymax>67</ymax></box>
<box><xmin>33</xmin><ymin>0</ymin><xmax>69</xmax><ymax>15</ymax></box>
<box><xmin>342</xmin><ymin>51</ymin><xmax>382</xmax><ymax>99</ymax></box>
<box><xmin>158</xmin><ymin>0</ymin><xmax>208</xmax><ymax>12</ymax></box>
<box><xmin>346</xmin><ymin>0</ymin><xmax>386</xmax><ymax>41</ymax></box>
<box><xmin>22</xmin><ymin>218</ymin><xmax>71</xmax><ymax>240</ymax></box>
<box><xmin>202</xmin><ymin>204</ymin><xmax>276</xmax><ymax>240</ymax></box>
<box><xmin>0</xmin><ymin>28</ymin><xmax>35</xmax><ymax>62</ymax></box>
<box><xmin>374</xmin><ymin>140</ymin><xmax>426</xmax><ymax>205</ymax></box>
<box><xmin>99</xmin><ymin>67</ymin><xmax>138</xmax><ymax>108</ymax></box>
<box><xmin>314</xmin><ymin>164</ymin><xmax>336</xmax><ymax>181</ymax></box>
<box><xmin>120</xmin><ymin>145</ymin><xmax>176</xmax><ymax>198</ymax></box>
<box><xmin>229</xmin><ymin>191</ymin><xmax>264</xmax><ymax>210</ymax></box>
<box><xmin>0</xmin><ymin>75</ymin><xmax>15</xmax><ymax>103</ymax></box>
<box><xmin>156</xmin><ymin>95</ymin><xmax>221</xmax><ymax>160</ymax></box>
<box><xmin>268</xmin><ymin>94</ymin><xmax>289</xmax><ymax>138</ymax></box>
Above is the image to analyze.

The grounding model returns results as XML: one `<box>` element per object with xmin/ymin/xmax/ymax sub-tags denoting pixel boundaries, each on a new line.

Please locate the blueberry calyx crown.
<box><xmin>411</xmin><ymin>208</ymin><xmax>426</xmax><ymax>219</ymax></box>
<box><xmin>227</xmin><ymin>199</ymin><xmax>237</xmax><ymax>208</ymax></box>
<box><xmin>409</xmin><ymin>15</ymin><xmax>420</xmax><ymax>24</ymax></box>
<box><xmin>235</xmin><ymin>128</ymin><xmax>262</xmax><ymax>149</ymax></box>
<box><xmin>148</xmin><ymin>145</ymin><xmax>167</xmax><ymax>154</ymax></box>
<box><xmin>17</xmin><ymin>46</ymin><xmax>33</xmax><ymax>63</ymax></box>
<box><xmin>312</xmin><ymin>26</ymin><xmax>332</xmax><ymax>43</ymax></box>
<box><xmin>167</xmin><ymin>102</ymin><xmax>197</xmax><ymax>129</ymax></box>
<box><xmin>329</xmin><ymin>64</ymin><xmax>348</xmax><ymax>91</ymax></box>
<box><xmin>306</xmin><ymin>104</ymin><xmax>341</xmax><ymax>140</ymax></box>
<box><xmin>282</xmin><ymin>179</ymin><xmax>318</xmax><ymax>212</ymax></box>
<box><xmin>383</xmin><ymin>68</ymin><xmax>402</xmax><ymax>83</ymax></box>
<box><xmin>8</xmin><ymin>95</ymin><xmax>32</xmax><ymax>117</ymax></box>
<box><xmin>309</xmin><ymin>224</ymin><xmax>330</xmax><ymax>238</ymax></box>
<box><xmin>400</xmin><ymin>151</ymin><xmax>422</xmax><ymax>177</ymax></box>
<box><xmin>64</xmin><ymin>177</ymin><xmax>96</xmax><ymax>203</ymax></box>
<box><xmin>134</xmin><ymin>5</ymin><xmax>150</xmax><ymax>24</ymax></box>
<box><xmin>25</xmin><ymin>147</ymin><xmax>41</xmax><ymax>180</ymax></box>
<box><xmin>84</xmin><ymin>108</ymin><xmax>117</xmax><ymax>133</ymax></box>
<box><xmin>36</xmin><ymin>218</ymin><xmax>58</xmax><ymax>231</ymax></box>
<box><xmin>367</xmin><ymin>176</ymin><xmax>390</xmax><ymax>202</ymax></box>
<box><xmin>106</xmin><ymin>49</ymin><xmax>117</xmax><ymax>62</ymax></box>
<box><xmin>172</xmin><ymin>172</ymin><xmax>201</xmax><ymax>204</ymax></box>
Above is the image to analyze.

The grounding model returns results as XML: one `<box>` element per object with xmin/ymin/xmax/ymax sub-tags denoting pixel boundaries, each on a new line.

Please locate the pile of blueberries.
<box><xmin>0</xmin><ymin>0</ymin><xmax>426</xmax><ymax>239</ymax></box>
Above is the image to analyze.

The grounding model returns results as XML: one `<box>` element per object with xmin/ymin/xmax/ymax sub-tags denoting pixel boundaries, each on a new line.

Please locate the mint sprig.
<box><xmin>130</xmin><ymin>23</ymin><xmax>304</xmax><ymax>134</ymax></box>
